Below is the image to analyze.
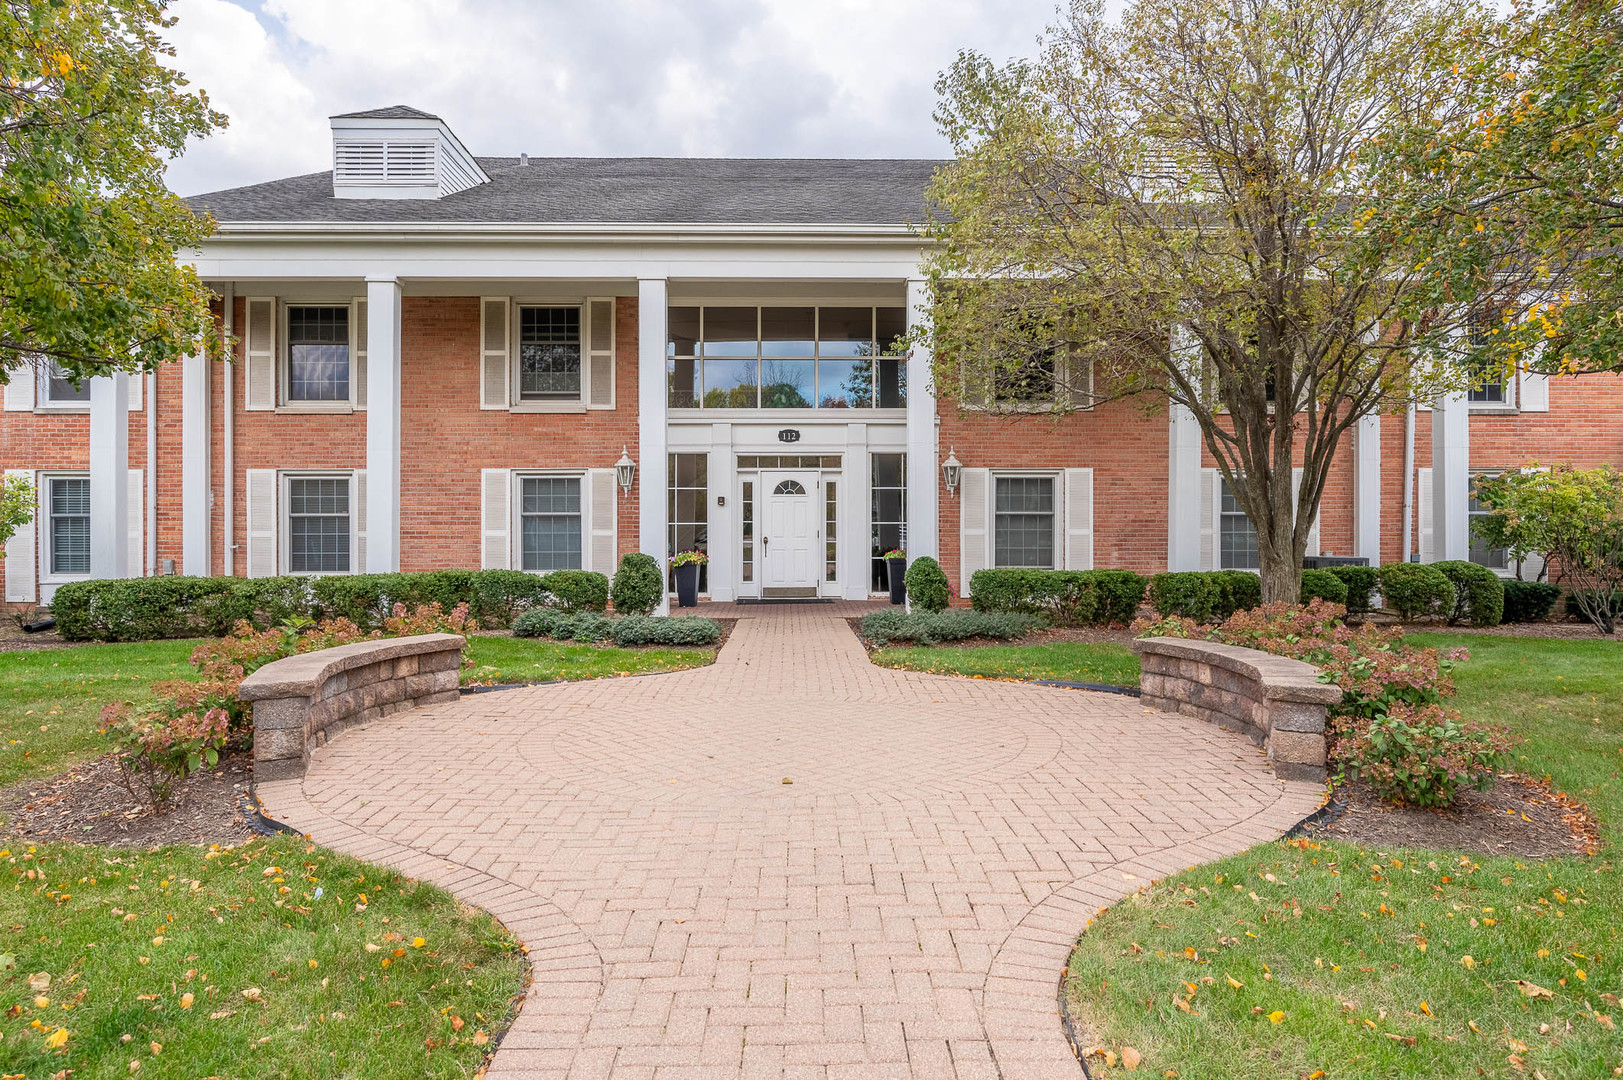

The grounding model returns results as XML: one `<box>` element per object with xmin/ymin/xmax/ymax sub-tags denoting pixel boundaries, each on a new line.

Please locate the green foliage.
<box><xmin>668</xmin><ymin>549</ymin><xmax>708</xmax><ymax>567</ymax></box>
<box><xmin>610</xmin><ymin>552</ymin><xmax>663</xmax><ymax>615</ymax></box>
<box><xmin>541</xmin><ymin>570</ymin><xmax>609</xmax><ymax>613</ymax></box>
<box><xmin>1432</xmin><ymin>560</ymin><xmax>1505</xmax><ymax>626</ymax></box>
<box><xmin>1328</xmin><ymin>564</ymin><xmax>1379</xmax><ymax>613</ymax></box>
<box><xmin>1091</xmin><ymin>569</ymin><xmax>1150</xmax><ymax>624</ymax></box>
<box><xmin>1376</xmin><ymin>564</ymin><xmax>1455</xmax><ymax>621</ymax></box>
<box><xmin>0</xmin><ymin>0</ymin><xmax>225</xmax><ymax>383</ymax></box>
<box><xmin>511</xmin><ymin>608</ymin><xmax>720</xmax><ymax>647</ymax></box>
<box><xmin>1298</xmin><ymin>568</ymin><xmax>1349</xmax><ymax>606</ymax></box>
<box><xmin>904</xmin><ymin>556</ymin><xmax>951</xmax><ymax>612</ymax></box>
<box><xmin>969</xmin><ymin>568</ymin><xmax>1147</xmax><ymax>625</ymax></box>
<box><xmin>51</xmin><ymin>576</ymin><xmax>237</xmax><ymax>641</ymax></box>
<box><xmin>467</xmin><ymin>569</ymin><xmax>550</xmax><ymax>626</ymax></box>
<box><xmin>102</xmin><ymin>703</ymin><xmax>229</xmax><ymax>813</ymax></box>
<box><xmin>0</xmin><ymin>473</ymin><xmax>32</xmax><ymax>549</ymax></box>
<box><xmin>1472</xmin><ymin>464</ymin><xmax>1623</xmax><ymax>632</ymax></box>
<box><xmin>860</xmin><ymin>609</ymin><xmax>1039</xmax><ymax>646</ymax></box>
<box><xmin>1500</xmin><ymin>580</ymin><xmax>1561</xmax><ymax>623</ymax></box>
<box><xmin>1333</xmin><ymin>703</ymin><xmax>1516</xmax><ymax>809</ymax></box>
<box><xmin>1149</xmin><ymin>571</ymin><xmax>1259</xmax><ymax>622</ymax></box>
<box><xmin>1217</xmin><ymin>569</ymin><xmax>1262</xmax><ymax>614</ymax></box>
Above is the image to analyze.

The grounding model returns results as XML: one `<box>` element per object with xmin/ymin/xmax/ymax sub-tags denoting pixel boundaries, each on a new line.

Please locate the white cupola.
<box><xmin>329</xmin><ymin>106</ymin><xmax>489</xmax><ymax>200</ymax></box>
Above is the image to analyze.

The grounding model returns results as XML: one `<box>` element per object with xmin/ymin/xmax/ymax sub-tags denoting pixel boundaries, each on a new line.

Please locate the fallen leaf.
<box><xmin>28</xmin><ymin>973</ymin><xmax>50</xmax><ymax>992</ymax></box>
<box><xmin>208</xmin><ymin>1010</ymin><xmax>236</xmax><ymax>1020</ymax></box>
<box><xmin>1268</xmin><ymin>1011</ymin><xmax>1286</xmax><ymax>1024</ymax></box>
<box><xmin>472</xmin><ymin>1030</ymin><xmax>488</xmax><ymax>1046</ymax></box>
<box><xmin>149</xmin><ymin>1042</ymin><xmax>161</xmax><ymax>1056</ymax></box>
<box><xmin>1515</xmin><ymin>980</ymin><xmax>1555</xmax><ymax>1001</ymax></box>
<box><xmin>1460</xmin><ymin>955</ymin><xmax>1476</xmax><ymax>970</ymax></box>
<box><xmin>179</xmin><ymin>993</ymin><xmax>194</xmax><ymax>1010</ymax></box>
<box><xmin>1122</xmin><ymin>1046</ymin><xmax>1142</xmax><ymax>1071</ymax></box>
<box><xmin>43</xmin><ymin>1028</ymin><xmax>68</xmax><ymax>1049</ymax></box>
<box><xmin>241</xmin><ymin>988</ymin><xmax>262</xmax><ymax>1002</ymax></box>
<box><xmin>1227</xmin><ymin>974</ymin><xmax>1244</xmax><ymax>989</ymax></box>
<box><xmin>412</xmin><ymin>937</ymin><xmax>426</xmax><ymax>949</ymax></box>
<box><xmin>450</xmin><ymin>1015</ymin><xmax>464</xmax><ymax>1032</ymax></box>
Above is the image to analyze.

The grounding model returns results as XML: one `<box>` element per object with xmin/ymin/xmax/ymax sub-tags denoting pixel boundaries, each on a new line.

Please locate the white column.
<box><xmin>904</xmin><ymin>278</ymin><xmax>938</xmax><ymax>561</ymax></box>
<box><xmin>1354</xmin><ymin>411</ymin><xmax>1382</xmax><ymax>565</ymax></box>
<box><xmin>846</xmin><ymin>422</ymin><xmax>871</xmax><ymax>600</ymax></box>
<box><xmin>365</xmin><ymin>277</ymin><xmax>403</xmax><ymax>572</ymax></box>
<box><xmin>706</xmin><ymin>421</ymin><xmax>734</xmax><ymax>602</ymax></box>
<box><xmin>638</xmin><ymin>278</ymin><xmax>669</xmax><ymax>615</ymax></box>
<box><xmin>181</xmin><ymin>349</ymin><xmax>211</xmax><ymax>575</ymax></box>
<box><xmin>1432</xmin><ymin>391</ymin><xmax>1470</xmax><ymax>561</ymax></box>
<box><xmin>1166</xmin><ymin>327</ymin><xmax>1203</xmax><ymax>570</ymax></box>
<box><xmin>89</xmin><ymin>372</ymin><xmax>130</xmax><ymax>580</ymax></box>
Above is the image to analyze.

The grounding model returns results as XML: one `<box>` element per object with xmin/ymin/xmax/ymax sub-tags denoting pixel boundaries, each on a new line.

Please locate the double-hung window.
<box><xmin>993</xmin><ymin>476</ymin><xmax>1055</xmax><ymax>568</ymax></box>
<box><xmin>519</xmin><ymin>476</ymin><xmax>583</xmax><ymax>571</ymax></box>
<box><xmin>517</xmin><ymin>307</ymin><xmax>582</xmax><ymax>402</ymax></box>
<box><xmin>285</xmin><ymin>305</ymin><xmax>352</xmax><ymax>404</ymax></box>
<box><xmin>40</xmin><ymin>361</ymin><xmax>91</xmax><ymax>408</ymax></box>
<box><xmin>286</xmin><ymin>476</ymin><xmax>351</xmax><ymax>574</ymax></box>
<box><xmin>1465</xmin><ymin>307</ymin><xmax>1512</xmax><ymax>406</ymax></box>
<box><xmin>1219</xmin><ymin>479</ymin><xmax>1260</xmax><ymax>570</ymax></box>
<box><xmin>48</xmin><ymin>477</ymin><xmax>91</xmax><ymax>576</ymax></box>
<box><xmin>1468</xmin><ymin>473</ymin><xmax>1508</xmax><ymax>570</ymax></box>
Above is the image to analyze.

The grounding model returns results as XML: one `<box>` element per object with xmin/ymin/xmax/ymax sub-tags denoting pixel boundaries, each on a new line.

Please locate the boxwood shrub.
<box><xmin>540</xmin><ymin>570</ymin><xmax>610</xmax><ymax>613</ymax></box>
<box><xmin>1329</xmin><ymin>564</ymin><xmax>1379</xmax><ymax>614</ymax></box>
<box><xmin>1216</xmin><ymin>569</ymin><xmax>1262</xmax><ymax>614</ymax></box>
<box><xmin>51</xmin><ymin>576</ymin><xmax>239</xmax><ymax>642</ymax></box>
<box><xmin>1432</xmin><ymin>560</ymin><xmax>1506</xmax><ymax>626</ymax></box>
<box><xmin>610</xmin><ymin>552</ymin><xmax>663</xmax><ymax>615</ymax></box>
<box><xmin>860</xmin><ymin>609</ymin><xmax>1040</xmax><ymax>646</ymax></box>
<box><xmin>512</xmin><ymin>608</ymin><xmax>720</xmax><ymax>646</ymax></box>
<box><xmin>969</xmin><ymin>568</ymin><xmax>1146</xmax><ymax>626</ymax></box>
<box><xmin>904</xmin><ymin>556</ymin><xmax>951</xmax><ymax>612</ymax></box>
<box><xmin>1502</xmin><ymin>580</ymin><xmax>1561</xmax><ymax>623</ymax></box>
<box><xmin>1377</xmin><ymin>563</ymin><xmax>1455</xmax><ymax>621</ymax></box>
<box><xmin>1148</xmin><ymin>571</ymin><xmax>1226</xmax><ymax>622</ymax></box>
<box><xmin>1300</xmin><ymin>568</ymin><xmax>1349</xmax><ymax>606</ymax></box>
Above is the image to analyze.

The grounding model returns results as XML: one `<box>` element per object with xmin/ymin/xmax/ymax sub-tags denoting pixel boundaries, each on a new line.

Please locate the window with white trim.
<box><xmin>1219</xmin><ymin>479</ymin><xmax>1260</xmax><ymax>570</ymax></box>
<box><xmin>285</xmin><ymin>476</ymin><xmax>351</xmax><ymax>574</ymax></box>
<box><xmin>518</xmin><ymin>475</ymin><xmax>583</xmax><ymax>571</ymax></box>
<box><xmin>1465</xmin><ymin>307</ymin><xmax>1512</xmax><ymax>406</ymax></box>
<box><xmin>285</xmin><ymin>305</ymin><xmax>352</xmax><ymax>404</ymax></box>
<box><xmin>47</xmin><ymin>476</ymin><xmax>91</xmax><ymax>576</ymax></box>
<box><xmin>1469</xmin><ymin>473</ymin><xmax>1508</xmax><ymax>570</ymax></box>
<box><xmin>517</xmin><ymin>306</ymin><xmax>583</xmax><ymax>402</ymax></box>
<box><xmin>993</xmin><ymin>476</ymin><xmax>1055</xmax><ymax>568</ymax></box>
<box><xmin>40</xmin><ymin>361</ymin><xmax>91</xmax><ymax>407</ymax></box>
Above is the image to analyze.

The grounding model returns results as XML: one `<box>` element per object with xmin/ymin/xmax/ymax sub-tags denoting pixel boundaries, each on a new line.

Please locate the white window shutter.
<box><xmin>481</xmin><ymin>468</ymin><xmax>511</xmax><ymax>569</ymax></box>
<box><xmin>3</xmin><ymin>470</ymin><xmax>36</xmax><ymax>602</ymax></box>
<box><xmin>1291</xmin><ymin>467</ymin><xmax>1321</xmax><ymax>557</ymax></box>
<box><xmin>4</xmin><ymin>358</ymin><xmax>36</xmax><ymax>411</ymax></box>
<box><xmin>958</xmin><ymin>468</ymin><xmax>989</xmax><ymax>594</ymax></box>
<box><xmin>245</xmin><ymin>298</ymin><xmax>276</xmax><ymax>410</ymax></box>
<box><xmin>586</xmin><ymin>298</ymin><xmax>616</xmax><ymax>408</ymax></box>
<box><xmin>1418</xmin><ymin>467</ymin><xmax>1435</xmax><ymax>562</ymax></box>
<box><xmin>128</xmin><ymin>371</ymin><xmax>142</xmax><ymax>412</ymax></box>
<box><xmin>1064</xmin><ymin>468</ymin><xmax>1094</xmax><ymax>570</ymax></box>
<box><xmin>354</xmin><ymin>298</ymin><xmax>368</xmax><ymax>409</ymax></box>
<box><xmin>1518</xmin><ymin>365</ymin><xmax>1549</xmax><ymax>412</ymax></box>
<box><xmin>1199</xmin><ymin>468</ymin><xmax>1219</xmax><ymax>570</ymax></box>
<box><xmin>127</xmin><ymin>468</ymin><xmax>144</xmax><ymax>576</ymax></box>
<box><xmin>352</xmin><ymin>469</ymin><xmax>367</xmax><ymax>574</ymax></box>
<box><xmin>588</xmin><ymin>468</ymin><xmax>618</xmax><ymax>573</ymax></box>
<box><xmin>1062</xmin><ymin>352</ymin><xmax>1095</xmax><ymax>410</ymax></box>
<box><xmin>245</xmin><ymin>468</ymin><xmax>278</xmax><ymax>578</ymax></box>
<box><xmin>480</xmin><ymin>298</ymin><xmax>510</xmax><ymax>410</ymax></box>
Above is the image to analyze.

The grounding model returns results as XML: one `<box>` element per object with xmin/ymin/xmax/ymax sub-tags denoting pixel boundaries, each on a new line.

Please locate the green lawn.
<box><xmin>869</xmin><ymin>640</ymin><xmax>1141</xmax><ymax>687</ymax></box>
<box><xmin>1066</xmin><ymin>632</ymin><xmax>1623</xmax><ymax>1079</ymax></box>
<box><xmin>0</xmin><ymin>835</ymin><xmax>524</xmax><ymax>1078</ymax></box>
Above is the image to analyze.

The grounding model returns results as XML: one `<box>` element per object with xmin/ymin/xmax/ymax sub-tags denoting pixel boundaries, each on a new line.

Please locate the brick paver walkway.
<box><xmin>258</xmin><ymin>607</ymin><xmax>1323</xmax><ymax>1079</ymax></box>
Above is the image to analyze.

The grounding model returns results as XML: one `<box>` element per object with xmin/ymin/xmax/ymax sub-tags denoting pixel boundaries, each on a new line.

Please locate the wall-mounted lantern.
<box><xmin>615</xmin><ymin>447</ymin><xmax>636</xmax><ymax>495</ymax></box>
<box><xmin>942</xmin><ymin>447</ymin><xmax>963</xmax><ymax>497</ymax></box>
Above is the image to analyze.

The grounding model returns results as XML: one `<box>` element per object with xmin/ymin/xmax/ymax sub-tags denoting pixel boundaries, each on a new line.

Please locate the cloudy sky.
<box><xmin>163</xmin><ymin>0</ymin><xmax>1069</xmax><ymax>197</ymax></box>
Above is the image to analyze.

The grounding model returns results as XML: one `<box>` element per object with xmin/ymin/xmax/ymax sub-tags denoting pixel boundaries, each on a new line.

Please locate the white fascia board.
<box><xmin>205</xmin><ymin>221</ymin><xmax>921</xmax><ymax>242</ymax></box>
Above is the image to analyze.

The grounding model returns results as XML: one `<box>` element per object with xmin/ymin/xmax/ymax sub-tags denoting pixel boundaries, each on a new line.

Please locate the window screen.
<box><xmin>286</xmin><ymin>306</ymin><xmax>351</xmax><ymax>402</ymax></box>
<box><xmin>49</xmin><ymin>477</ymin><xmax>90</xmax><ymax>575</ymax></box>
<box><xmin>519</xmin><ymin>476</ymin><xmax>583</xmax><ymax>571</ymax></box>
<box><xmin>993</xmin><ymin>476</ymin><xmax>1054</xmax><ymax>568</ymax></box>
<box><xmin>518</xmin><ymin>307</ymin><xmax>582</xmax><ymax>401</ymax></box>
<box><xmin>287</xmin><ymin>477</ymin><xmax>351</xmax><ymax>573</ymax></box>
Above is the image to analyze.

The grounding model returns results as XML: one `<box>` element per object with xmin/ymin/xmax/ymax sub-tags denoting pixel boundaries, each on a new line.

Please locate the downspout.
<box><xmin>1400</xmin><ymin>401</ymin><xmax>1416</xmax><ymax>563</ymax></box>
<box><xmin>222</xmin><ymin>284</ymin><xmax>235</xmax><ymax>578</ymax></box>
<box><xmin>146</xmin><ymin>371</ymin><xmax>157</xmax><ymax>576</ymax></box>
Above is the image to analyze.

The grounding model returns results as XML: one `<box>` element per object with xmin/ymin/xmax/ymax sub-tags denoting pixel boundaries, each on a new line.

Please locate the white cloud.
<box><xmin>164</xmin><ymin>0</ymin><xmax>1061</xmax><ymax>195</ymax></box>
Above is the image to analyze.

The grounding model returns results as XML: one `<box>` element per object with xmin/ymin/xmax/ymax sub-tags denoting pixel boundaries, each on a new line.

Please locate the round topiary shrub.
<box><xmin>1502</xmin><ymin>580</ymin><xmax>1561</xmax><ymax>623</ymax></box>
<box><xmin>1328</xmin><ymin>564</ymin><xmax>1379</xmax><ymax>614</ymax></box>
<box><xmin>541</xmin><ymin>570</ymin><xmax>610</xmax><ymax>613</ymax></box>
<box><xmin>1300</xmin><ymin>568</ymin><xmax>1349</xmax><ymax>606</ymax></box>
<box><xmin>904</xmin><ymin>556</ymin><xmax>950</xmax><ymax>612</ymax></box>
<box><xmin>1377</xmin><ymin>563</ymin><xmax>1455</xmax><ymax>622</ymax></box>
<box><xmin>610</xmin><ymin>552</ymin><xmax>663</xmax><ymax>615</ymax></box>
<box><xmin>1432</xmin><ymin>560</ymin><xmax>1506</xmax><ymax>626</ymax></box>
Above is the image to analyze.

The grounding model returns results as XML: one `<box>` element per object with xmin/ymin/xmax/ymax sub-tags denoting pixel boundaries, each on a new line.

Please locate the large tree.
<box><xmin>924</xmin><ymin>0</ymin><xmax>1540</xmax><ymax>602</ymax></box>
<box><xmin>1</xmin><ymin>0</ymin><xmax>224</xmax><ymax>385</ymax></box>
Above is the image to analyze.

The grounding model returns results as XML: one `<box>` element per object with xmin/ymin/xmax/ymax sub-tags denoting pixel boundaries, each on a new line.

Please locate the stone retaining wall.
<box><xmin>1133</xmin><ymin>636</ymin><xmax>1340</xmax><ymax>782</ymax></box>
<box><xmin>240</xmin><ymin>633</ymin><xmax>465</xmax><ymax>783</ymax></box>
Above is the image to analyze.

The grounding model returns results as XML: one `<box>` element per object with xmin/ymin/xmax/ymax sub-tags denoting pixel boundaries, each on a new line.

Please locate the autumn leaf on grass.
<box><xmin>1120</xmin><ymin>1046</ymin><xmax>1142</xmax><ymax>1071</ymax></box>
<box><xmin>1515</xmin><ymin>980</ymin><xmax>1555</xmax><ymax>1000</ymax></box>
<box><xmin>1460</xmin><ymin>955</ymin><xmax>1476</xmax><ymax>970</ymax></box>
<box><xmin>1267</xmin><ymin>1010</ymin><xmax>1286</xmax><ymax>1024</ymax></box>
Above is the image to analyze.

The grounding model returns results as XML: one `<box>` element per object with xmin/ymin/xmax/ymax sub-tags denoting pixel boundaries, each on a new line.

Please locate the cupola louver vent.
<box><xmin>328</xmin><ymin>106</ymin><xmax>487</xmax><ymax>200</ymax></box>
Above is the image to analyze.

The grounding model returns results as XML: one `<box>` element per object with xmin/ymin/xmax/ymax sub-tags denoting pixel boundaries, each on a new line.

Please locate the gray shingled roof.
<box><xmin>331</xmin><ymin>105</ymin><xmax>441</xmax><ymax>120</ymax></box>
<box><xmin>187</xmin><ymin>156</ymin><xmax>944</xmax><ymax>227</ymax></box>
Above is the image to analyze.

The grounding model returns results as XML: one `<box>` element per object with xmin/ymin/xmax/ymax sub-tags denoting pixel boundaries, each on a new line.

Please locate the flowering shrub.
<box><xmin>1134</xmin><ymin>599</ymin><xmax>1510</xmax><ymax>807</ymax></box>
<box><xmin>100</xmin><ymin>702</ymin><xmax>231</xmax><ymax>813</ymax></box>
<box><xmin>1330</xmin><ymin>703</ymin><xmax>1517</xmax><ymax>808</ymax></box>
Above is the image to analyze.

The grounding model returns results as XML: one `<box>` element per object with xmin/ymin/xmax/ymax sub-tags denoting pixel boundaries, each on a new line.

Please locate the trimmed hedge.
<box><xmin>1217</xmin><ymin>569</ymin><xmax>1262</xmax><ymax>614</ymax></box>
<box><xmin>537</xmin><ymin>570</ymin><xmax>609</xmax><ymax>613</ymax></box>
<box><xmin>1300</xmin><ymin>568</ymin><xmax>1350</xmax><ymax>606</ymax></box>
<box><xmin>1329</xmin><ymin>564</ymin><xmax>1379</xmax><ymax>614</ymax></box>
<box><xmin>1433</xmin><ymin>561</ymin><xmax>1506</xmax><ymax>626</ymax></box>
<box><xmin>51</xmin><ymin>576</ymin><xmax>239</xmax><ymax>643</ymax></box>
<box><xmin>1148</xmin><ymin>570</ymin><xmax>1265</xmax><ymax>622</ymax></box>
<box><xmin>1502</xmin><ymin>580</ymin><xmax>1561</xmax><ymax>623</ymax></box>
<box><xmin>610</xmin><ymin>553</ymin><xmax>663</xmax><ymax>616</ymax></box>
<box><xmin>511</xmin><ymin>608</ymin><xmax>721</xmax><ymax>646</ymax></box>
<box><xmin>904</xmin><ymin>556</ymin><xmax>951</xmax><ymax>612</ymax></box>
<box><xmin>1378</xmin><ymin>563</ymin><xmax>1455</xmax><ymax>621</ymax></box>
<box><xmin>969</xmin><ymin>568</ymin><xmax>1147</xmax><ymax>626</ymax></box>
<box><xmin>859</xmin><ymin>609</ymin><xmax>1040</xmax><ymax>646</ymax></box>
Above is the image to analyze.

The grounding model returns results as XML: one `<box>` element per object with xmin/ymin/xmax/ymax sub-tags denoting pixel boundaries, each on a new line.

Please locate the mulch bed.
<box><xmin>0</xmin><ymin>749</ymin><xmax>257</xmax><ymax>848</ymax></box>
<box><xmin>1302</xmin><ymin>774</ymin><xmax>1599</xmax><ymax>859</ymax></box>
<box><xmin>0</xmin><ymin>620</ymin><xmax>74</xmax><ymax>652</ymax></box>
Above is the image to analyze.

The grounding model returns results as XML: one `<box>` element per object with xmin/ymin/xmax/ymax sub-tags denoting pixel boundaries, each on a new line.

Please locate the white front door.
<box><xmin>760</xmin><ymin>470</ymin><xmax>820</xmax><ymax>595</ymax></box>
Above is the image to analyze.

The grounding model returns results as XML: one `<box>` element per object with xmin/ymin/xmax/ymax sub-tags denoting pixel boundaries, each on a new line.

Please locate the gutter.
<box><xmin>146</xmin><ymin>371</ymin><xmax>156</xmax><ymax>576</ymax></box>
<box><xmin>1401</xmin><ymin>401</ymin><xmax>1416</xmax><ymax>563</ymax></box>
<box><xmin>202</xmin><ymin>220</ymin><xmax>925</xmax><ymax>244</ymax></box>
<box><xmin>222</xmin><ymin>284</ymin><xmax>235</xmax><ymax>578</ymax></box>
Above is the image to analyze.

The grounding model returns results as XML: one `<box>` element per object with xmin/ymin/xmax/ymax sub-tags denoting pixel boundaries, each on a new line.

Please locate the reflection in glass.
<box><xmin>817</xmin><ymin>307</ymin><xmax>873</xmax><ymax>357</ymax></box>
<box><xmin>876</xmin><ymin>308</ymin><xmax>907</xmax><ymax>354</ymax></box>
<box><xmin>701</xmin><ymin>307</ymin><xmax>758</xmax><ymax>357</ymax></box>
<box><xmin>819</xmin><ymin>358</ymin><xmax>868</xmax><ymax>408</ymax></box>
<box><xmin>703</xmin><ymin>359</ymin><xmax>759</xmax><ymax>407</ymax></box>
<box><xmin>668</xmin><ymin>307</ymin><xmax>700</xmax><ymax>357</ymax></box>
<box><xmin>870</xmin><ymin>454</ymin><xmax>906</xmax><ymax>592</ymax></box>
<box><xmin>667</xmin><ymin>453</ymin><xmax>709</xmax><ymax>593</ymax></box>
<box><xmin>667</xmin><ymin>358</ymin><xmax>699</xmax><ymax>408</ymax></box>
<box><xmin>761</xmin><ymin>360</ymin><xmax>813</xmax><ymax>408</ymax></box>
<box><xmin>876</xmin><ymin>357</ymin><xmax>907</xmax><ymax>408</ymax></box>
<box><xmin>761</xmin><ymin>307</ymin><xmax>815</xmax><ymax>356</ymax></box>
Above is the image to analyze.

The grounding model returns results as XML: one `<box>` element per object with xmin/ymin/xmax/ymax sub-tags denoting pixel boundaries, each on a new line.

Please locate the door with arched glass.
<box><xmin>760</xmin><ymin>470</ymin><xmax>820</xmax><ymax>596</ymax></box>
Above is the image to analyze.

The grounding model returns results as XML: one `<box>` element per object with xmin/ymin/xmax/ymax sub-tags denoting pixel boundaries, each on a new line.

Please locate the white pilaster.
<box><xmin>706</xmin><ymin>421</ymin><xmax>734</xmax><ymax>602</ymax></box>
<box><xmin>1432</xmin><ymin>391</ymin><xmax>1470</xmax><ymax>561</ymax></box>
<box><xmin>904</xmin><ymin>278</ymin><xmax>938</xmax><ymax>562</ymax></box>
<box><xmin>638</xmin><ymin>278</ymin><xmax>669</xmax><ymax>615</ymax></box>
<box><xmin>365</xmin><ymin>277</ymin><xmax>403</xmax><ymax>572</ymax></box>
<box><xmin>845</xmin><ymin>422</ymin><xmax>870</xmax><ymax>600</ymax></box>
<box><xmin>181</xmin><ymin>350</ymin><xmax>211</xmax><ymax>575</ymax></box>
<box><xmin>1353</xmin><ymin>411</ymin><xmax>1382</xmax><ymax>565</ymax></box>
<box><xmin>1166</xmin><ymin>327</ymin><xmax>1203</xmax><ymax>570</ymax></box>
<box><xmin>89</xmin><ymin>373</ymin><xmax>130</xmax><ymax>580</ymax></box>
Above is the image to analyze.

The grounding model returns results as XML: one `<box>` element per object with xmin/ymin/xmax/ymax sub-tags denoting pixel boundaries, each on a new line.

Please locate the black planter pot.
<box><xmin>675</xmin><ymin>562</ymin><xmax>701</xmax><ymax>608</ymax></box>
<box><xmin>887</xmin><ymin>557</ymin><xmax>908</xmax><ymax>605</ymax></box>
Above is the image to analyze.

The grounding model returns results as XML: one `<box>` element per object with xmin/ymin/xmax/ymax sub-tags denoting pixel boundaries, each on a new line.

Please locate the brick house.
<box><xmin>4</xmin><ymin>105</ymin><xmax>1621</xmax><ymax>612</ymax></box>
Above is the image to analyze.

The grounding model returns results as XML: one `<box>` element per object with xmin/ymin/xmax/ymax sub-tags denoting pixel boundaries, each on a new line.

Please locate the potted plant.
<box><xmin>883</xmin><ymin>549</ymin><xmax>907</xmax><ymax>605</ymax></box>
<box><xmin>670</xmin><ymin>550</ymin><xmax>708</xmax><ymax>608</ymax></box>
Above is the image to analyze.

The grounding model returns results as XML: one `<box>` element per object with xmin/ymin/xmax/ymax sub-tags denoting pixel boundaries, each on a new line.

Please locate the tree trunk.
<box><xmin>1259</xmin><ymin>549</ymin><xmax>1302</xmax><ymax>606</ymax></box>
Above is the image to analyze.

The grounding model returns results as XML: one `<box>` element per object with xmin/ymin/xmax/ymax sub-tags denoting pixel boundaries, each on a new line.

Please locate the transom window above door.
<box><xmin>667</xmin><ymin>306</ymin><xmax>907</xmax><ymax>410</ymax></box>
